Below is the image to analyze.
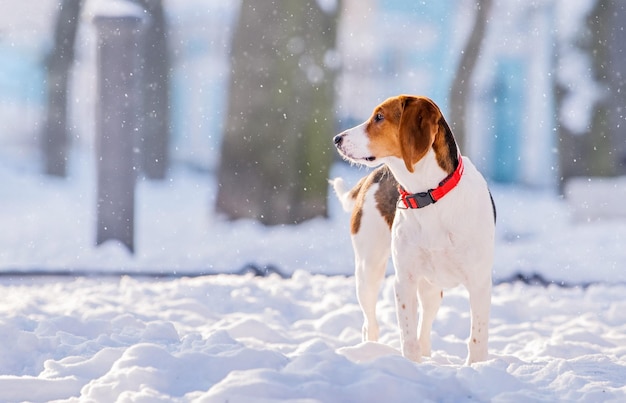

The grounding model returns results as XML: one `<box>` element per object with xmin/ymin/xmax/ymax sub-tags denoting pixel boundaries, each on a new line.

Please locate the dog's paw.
<box><xmin>401</xmin><ymin>339</ymin><xmax>422</xmax><ymax>363</ymax></box>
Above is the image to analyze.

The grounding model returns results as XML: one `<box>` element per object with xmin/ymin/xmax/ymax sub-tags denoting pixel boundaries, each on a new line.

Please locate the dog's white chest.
<box><xmin>391</xmin><ymin>207</ymin><xmax>470</xmax><ymax>286</ymax></box>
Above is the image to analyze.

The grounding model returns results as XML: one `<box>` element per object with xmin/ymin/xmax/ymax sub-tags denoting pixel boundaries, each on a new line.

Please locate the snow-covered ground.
<box><xmin>1</xmin><ymin>272</ymin><xmax>625</xmax><ymax>402</ymax></box>
<box><xmin>1</xmin><ymin>155</ymin><xmax>626</xmax><ymax>401</ymax></box>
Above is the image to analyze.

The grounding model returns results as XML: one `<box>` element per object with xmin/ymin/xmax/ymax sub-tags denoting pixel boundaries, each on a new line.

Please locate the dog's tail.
<box><xmin>329</xmin><ymin>177</ymin><xmax>356</xmax><ymax>213</ymax></box>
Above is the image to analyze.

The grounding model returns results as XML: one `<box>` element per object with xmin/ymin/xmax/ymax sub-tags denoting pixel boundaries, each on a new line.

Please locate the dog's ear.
<box><xmin>434</xmin><ymin>112</ymin><xmax>460</xmax><ymax>173</ymax></box>
<box><xmin>398</xmin><ymin>96</ymin><xmax>438</xmax><ymax>173</ymax></box>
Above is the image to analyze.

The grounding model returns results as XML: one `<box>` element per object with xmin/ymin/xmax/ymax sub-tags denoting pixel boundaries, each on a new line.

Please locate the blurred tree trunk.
<box><xmin>216</xmin><ymin>1</ymin><xmax>341</xmax><ymax>225</ymax></box>
<box><xmin>557</xmin><ymin>0</ymin><xmax>622</xmax><ymax>189</ymax></box>
<box><xmin>555</xmin><ymin>82</ymin><xmax>582</xmax><ymax>189</ymax></box>
<box><xmin>585</xmin><ymin>0</ymin><xmax>614</xmax><ymax>177</ymax></box>
<box><xmin>608</xmin><ymin>2</ymin><xmax>626</xmax><ymax>174</ymax></box>
<box><xmin>42</xmin><ymin>0</ymin><xmax>84</xmax><ymax>177</ymax></box>
<box><xmin>448</xmin><ymin>0</ymin><xmax>492</xmax><ymax>151</ymax></box>
<box><xmin>132</xmin><ymin>0</ymin><xmax>170</xmax><ymax>179</ymax></box>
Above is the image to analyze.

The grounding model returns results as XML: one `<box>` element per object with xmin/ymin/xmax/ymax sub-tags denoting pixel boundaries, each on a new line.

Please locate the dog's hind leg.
<box><xmin>351</xmin><ymin>188</ymin><xmax>391</xmax><ymax>342</ymax></box>
<box><xmin>354</xmin><ymin>244</ymin><xmax>388</xmax><ymax>342</ymax></box>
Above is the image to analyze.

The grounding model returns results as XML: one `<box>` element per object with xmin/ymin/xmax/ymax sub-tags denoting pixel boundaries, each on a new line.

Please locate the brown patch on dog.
<box><xmin>350</xmin><ymin>208</ymin><xmax>363</xmax><ymax>235</ymax></box>
<box><xmin>349</xmin><ymin>166</ymin><xmax>398</xmax><ymax>234</ymax></box>
<box><xmin>398</xmin><ymin>96</ymin><xmax>440</xmax><ymax>172</ymax></box>
<box><xmin>373</xmin><ymin>167</ymin><xmax>398</xmax><ymax>229</ymax></box>
<box><xmin>435</xmin><ymin>115</ymin><xmax>460</xmax><ymax>174</ymax></box>
<box><xmin>347</xmin><ymin>176</ymin><xmax>366</xmax><ymax>200</ymax></box>
<box><xmin>349</xmin><ymin>175</ymin><xmax>368</xmax><ymax>234</ymax></box>
<box><xmin>365</xmin><ymin>99</ymin><xmax>404</xmax><ymax>161</ymax></box>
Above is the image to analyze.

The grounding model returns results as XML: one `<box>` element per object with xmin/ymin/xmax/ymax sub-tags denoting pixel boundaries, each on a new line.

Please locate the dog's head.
<box><xmin>333</xmin><ymin>95</ymin><xmax>452</xmax><ymax>173</ymax></box>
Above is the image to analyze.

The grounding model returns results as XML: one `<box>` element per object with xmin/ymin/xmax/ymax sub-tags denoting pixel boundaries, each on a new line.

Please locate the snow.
<box><xmin>0</xmin><ymin>272</ymin><xmax>625</xmax><ymax>401</ymax></box>
<box><xmin>566</xmin><ymin>176</ymin><xmax>626</xmax><ymax>223</ymax></box>
<box><xmin>1</xmin><ymin>156</ymin><xmax>626</xmax><ymax>401</ymax></box>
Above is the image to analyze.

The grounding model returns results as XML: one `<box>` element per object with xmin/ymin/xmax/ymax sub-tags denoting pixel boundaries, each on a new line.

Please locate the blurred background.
<box><xmin>1</xmin><ymin>0</ymin><xmax>624</xmax><ymax>278</ymax></box>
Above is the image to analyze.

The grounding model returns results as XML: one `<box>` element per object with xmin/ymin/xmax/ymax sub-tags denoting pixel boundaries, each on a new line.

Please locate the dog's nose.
<box><xmin>333</xmin><ymin>134</ymin><xmax>343</xmax><ymax>146</ymax></box>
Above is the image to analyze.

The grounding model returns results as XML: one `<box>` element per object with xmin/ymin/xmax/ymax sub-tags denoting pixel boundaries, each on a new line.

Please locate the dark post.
<box><xmin>93</xmin><ymin>7</ymin><xmax>144</xmax><ymax>253</ymax></box>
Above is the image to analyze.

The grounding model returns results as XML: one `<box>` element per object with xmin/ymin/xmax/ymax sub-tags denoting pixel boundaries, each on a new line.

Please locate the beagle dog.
<box><xmin>331</xmin><ymin>95</ymin><xmax>495</xmax><ymax>365</ymax></box>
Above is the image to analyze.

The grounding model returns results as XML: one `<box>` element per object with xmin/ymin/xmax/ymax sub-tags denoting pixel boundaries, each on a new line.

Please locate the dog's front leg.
<box><xmin>394</xmin><ymin>272</ymin><xmax>421</xmax><ymax>362</ymax></box>
<box><xmin>417</xmin><ymin>277</ymin><xmax>443</xmax><ymax>357</ymax></box>
<box><xmin>466</xmin><ymin>281</ymin><xmax>491</xmax><ymax>365</ymax></box>
<box><xmin>392</xmin><ymin>220</ymin><xmax>423</xmax><ymax>362</ymax></box>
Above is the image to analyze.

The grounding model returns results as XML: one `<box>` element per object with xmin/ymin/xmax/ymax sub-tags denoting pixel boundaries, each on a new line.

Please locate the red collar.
<box><xmin>398</xmin><ymin>157</ymin><xmax>464</xmax><ymax>209</ymax></box>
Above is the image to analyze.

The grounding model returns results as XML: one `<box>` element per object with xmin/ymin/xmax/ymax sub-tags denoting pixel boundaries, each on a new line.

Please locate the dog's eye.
<box><xmin>374</xmin><ymin>113</ymin><xmax>384</xmax><ymax>122</ymax></box>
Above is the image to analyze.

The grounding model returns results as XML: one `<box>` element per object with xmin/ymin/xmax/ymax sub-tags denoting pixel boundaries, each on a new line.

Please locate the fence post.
<box><xmin>93</xmin><ymin>5</ymin><xmax>144</xmax><ymax>253</ymax></box>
